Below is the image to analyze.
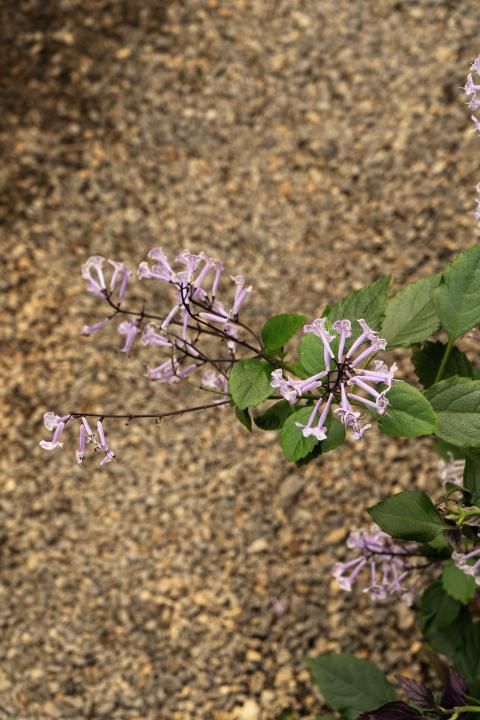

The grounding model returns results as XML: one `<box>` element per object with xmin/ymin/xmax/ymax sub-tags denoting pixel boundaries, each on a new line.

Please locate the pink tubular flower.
<box><xmin>141</xmin><ymin>323</ymin><xmax>172</xmax><ymax>349</ymax></box>
<box><xmin>39</xmin><ymin>420</ymin><xmax>66</xmax><ymax>451</ymax></box>
<box><xmin>333</xmin><ymin>525</ymin><xmax>417</xmax><ymax>604</ymax></box>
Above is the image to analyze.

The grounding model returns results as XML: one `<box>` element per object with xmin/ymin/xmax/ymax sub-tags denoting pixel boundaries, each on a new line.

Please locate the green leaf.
<box><xmin>464</xmin><ymin>451</ymin><xmax>480</xmax><ymax>504</ymax></box>
<box><xmin>442</xmin><ymin>562</ymin><xmax>476</xmax><ymax>604</ymax></box>
<box><xmin>368</xmin><ymin>490</ymin><xmax>446</xmax><ymax>543</ymax></box>
<box><xmin>229</xmin><ymin>359</ymin><xmax>273</xmax><ymax>410</ymax></box>
<box><xmin>420</xmin><ymin>579</ymin><xmax>462</xmax><ymax>635</ymax></box>
<box><xmin>412</xmin><ymin>341</ymin><xmax>475</xmax><ymax>389</ymax></box>
<box><xmin>261</xmin><ymin>313</ymin><xmax>308</xmax><ymax>352</ymax></box>
<box><xmin>427</xmin><ymin>609</ymin><xmax>469</xmax><ymax>659</ymax></box>
<box><xmin>235</xmin><ymin>406</ymin><xmax>252</xmax><ymax>432</ymax></box>
<box><xmin>382</xmin><ymin>274</ymin><xmax>441</xmax><ymax>348</ymax></box>
<box><xmin>425</xmin><ymin>377</ymin><xmax>480</xmax><ymax>448</ymax></box>
<box><xmin>328</xmin><ymin>276</ymin><xmax>391</xmax><ymax>343</ymax></box>
<box><xmin>299</xmin><ymin>332</ymin><xmax>331</xmax><ymax>375</ymax></box>
<box><xmin>254</xmin><ymin>400</ymin><xmax>293</xmax><ymax>431</ymax></box>
<box><xmin>322</xmin><ymin>414</ymin><xmax>347</xmax><ymax>453</ymax></box>
<box><xmin>374</xmin><ymin>381</ymin><xmax>438</xmax><ymax>437</ymax></box>
<box><xmin>280</xmin><ymin>406</ymin><xmax>317</xmax><ymax>461</ymax></box>
<box><xmin>307</xmin><ymin>653</ymin><xmax>396</xmax><ymax>720</ymax></box>
<box><xmin>433</xmin><ymin>244</ymin><xmax>480</xmax><ymax>341</ymax></box>
<box><xmin>454</xmin><ymin>617</ymin><xmax>480</xmax><ymax>694</ymax></box>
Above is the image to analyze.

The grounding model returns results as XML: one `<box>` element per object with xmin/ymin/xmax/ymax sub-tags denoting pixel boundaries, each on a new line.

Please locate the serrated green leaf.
<box><xmin>299</xmin><ymin>333</ymin><xmax>327</xmax><ymax>375</ymax></box>
<box><xmin>420</xmin><ymin>579</ymin><xmax>462</xmax><ymax>636</ymax></box>
<box><xmin>307</xmin><ymin>654</ymin><xmax>395</xmax><ymax>720</ymax></box>
<box><xmin>412</xmin><ymin>341</ymin><xmax>475</xmax><ymax>389</ymax></box>
<box><xmin>235</xmin><ymin>406</ymin><xmax>252</xmax><ymax>432</ymax></box>
<box><xmin>229</xmin><ymin>359</ymin><xmax>273</xmax><ymax>410</ymax></box>
<box><xmin>442</xmin><ymin>562</ymin><xmax>476</xmax><ymax>604</ymax></box>
<box><xmin>368</xmin><ymin>491</ymin><xmax>446</xmax><ymax>543</ymax></box>
<box><xmin>254</xmin><ymin>400</ymin><xmax>293</xmax><ymax>431</ymax></box>
<box><xmin>328</xmin><ymin>276</ymin><xmax>391</xmax><ymax>343</ymax></box>
<box><xmin>280</xmin><ymin>406</ymin><xmax>317</xmax><ymax>461</ymax></box>
<box><xmin>373</xmin><ymin>381</ymin><xmax>438</xmax><ymax>437</ymax></box>
<box><xmin>433</xmin><ymin>244</ymin><xmax>480</xmax><ymax>341</ymax></box>
<box><xmin>425</xmin><ymin>377</ymin><xmax>480</xmax><ymax>447</ymax></box>
<box><xmin>261</xmin><ymin>313</ymin><xmax>308</xmax><ymax>352</ymax></box>
<box><xmin>382</xmin><ymin>274</ymin><xmax>441</xmax><ymax>348</ymax></box>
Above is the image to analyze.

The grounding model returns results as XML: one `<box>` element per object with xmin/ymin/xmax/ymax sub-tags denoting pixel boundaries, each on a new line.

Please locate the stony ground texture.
<box><xmin>2</xmin><ymin>0</ymin><xmax>480</xmax><ymax>718</ymax></box>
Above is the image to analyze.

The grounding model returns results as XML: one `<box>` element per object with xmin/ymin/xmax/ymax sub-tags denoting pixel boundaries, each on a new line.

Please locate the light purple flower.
<box><xmin>39</xmin><ymin>420</ymin><xmax>66</xmax><ymax>451</ymax></box>
<box><xmin>81</xmin><ymin>318</ymin><xmax>111</xmax><ymax>336</ymax></box>
<box><xmin>438</xmin><ymin>453</ymin><xmax>465</xmax><ymax>488</ymax></box>
<box><xmin>333</xmin><ymin>525</ymin><xmax>417</xmax><ymax>604</ymax></box>
<box><xmin>96</xmin><ymin>420</ymin><xmax>115</xmax><ymax>465</ymax></box>
<box><xmin>231</xmin><ymin>275</ymin><xmax>252</xmax><ymax>316</ymax></box>
<box><xmin>137</xmin><ymin>247</ymin><xmax>175</xmax><ymax>281</ymax></box>
<box><xmin>141</xmin><ymin>323</ymin><xmax>173</xmax><ymax>349</ymax></box>
<box><xmin>108</xmin><ymin>260</ymin><xmax>131</xmax><ymax>302</ymax></box>
<box><xmin>82</xmin><ymin>256</ymin><xmax>107</xmax><ymax>298</ymax></box>
<box><xmin>452</xmin><ymin>547</ymin><xmax>480</xmax><ymax>584</ymax></box>
<box><xmin>118</xmin><ymin>319</ymin><xmax>139</xmax><ymax>353</ymax></box>
<box><xmin>202</xmin><ymin>370</ymin><xmax>229</xmax><ymax>398</ymax></box>
<box><xmin>76</xmin><ymin>425</ymin><xmax>86</xmax><ymax>463</ymax></box>
<box><xmin>295</xmin><ymin>392</ymin><xmax>333</xmax><ymax>439</ymax></box>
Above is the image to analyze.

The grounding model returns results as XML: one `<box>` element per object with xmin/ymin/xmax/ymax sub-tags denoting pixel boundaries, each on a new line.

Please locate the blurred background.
<box><xmin>1</xmin><ymin>0</ymin><xmax>480</xmax><ymax>718</ymax></box>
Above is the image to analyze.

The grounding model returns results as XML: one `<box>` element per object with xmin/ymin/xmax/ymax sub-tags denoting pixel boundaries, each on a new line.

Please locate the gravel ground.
<box><xmin>2</xmin><ymin>1</ymin><xmax>480</xmax><ymax>718</ymax></box>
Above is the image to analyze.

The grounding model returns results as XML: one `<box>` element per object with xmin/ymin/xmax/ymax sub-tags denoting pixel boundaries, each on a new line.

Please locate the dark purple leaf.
<box><xmin>444</xmin><ymin>529</ymin><xmax>462</xmax><ymax>552</ymax></box>
<box><xmin>396</xmin><ymin>676</ymin><xmax>434</xmax><ymax>708</ymax></box>
<box><xmin>440</xmin><ymin>668</ymin><xmax>469</xmax><ymax>709</ymax></box>
<box><xmin>358</xmin><ymin>701</ymin><xmax>424</xmax><ymax>720</ymax></box>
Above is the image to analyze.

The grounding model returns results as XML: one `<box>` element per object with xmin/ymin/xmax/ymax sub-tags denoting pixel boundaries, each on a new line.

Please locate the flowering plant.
<box><xmin>40</xmin><ymin>57</ymin><xmax>480</xmax><ymax>715</ymax></box>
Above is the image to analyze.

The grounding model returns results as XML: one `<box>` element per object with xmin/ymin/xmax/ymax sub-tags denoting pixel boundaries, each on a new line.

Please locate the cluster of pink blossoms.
<box><xmin>39</xmin><ymin>413</ymin><xmax>115</xmax><ymax>465</ymax></box>
<box><xmin>332</xmin><ymin>525</ymin><xmax>417</xmax><ymax>604</ymax></box>
<box><xmin>271</xmin><ymin>318</ymin><xmax>396</xmax><ymax>440</ymax></box>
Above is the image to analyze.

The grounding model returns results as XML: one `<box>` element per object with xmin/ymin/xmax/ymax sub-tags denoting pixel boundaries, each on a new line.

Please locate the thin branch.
<box><xmin>68</xmin><ymin>399</ymin><xmax>230</xmax><ymax>421</ymax></box>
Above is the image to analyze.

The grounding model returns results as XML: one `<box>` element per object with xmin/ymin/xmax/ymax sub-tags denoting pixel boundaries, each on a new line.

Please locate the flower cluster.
<box><xmin>81</xmin><ymin>249</ymin><xmax>252</xmax><ymax>385</ymax></box>
<box><xmin>453</xmin><ymin>547</ymin><xmax>480</xmax><ymax>585</ymax></box>
<box><xmin>332</xmin><ymin>525</ymin><xmax>417</xmax><ymax>604</ymax></box>
<box><xmin>272</xmin><ymin>318</ymin><xmax>396</xmax><ymax>440</ymax></box>
<box><xmin>39</xmin><ymin>412</ymin><xmax>115</xmax><ymax>465</ymax></box>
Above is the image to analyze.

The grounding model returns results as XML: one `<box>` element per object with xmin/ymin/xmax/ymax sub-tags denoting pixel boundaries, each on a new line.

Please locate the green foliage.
<box><xmin>420</xmin><ymin>579</ymin><xmax>462</xmax><ymax>635</ymax></box>
<box><xmin>453</xmin><ymin>618</ymin><xmax>480</xmax><ymax>695</ymax></box>
<box><xmin>328</xmin><ymin>276</ymin><xmax>391</xmax><ymax>343</ymax></box>
<box><xmin>382</xmin><ymin>274</ymin><xmax>441</xmax><ymax>348</ymax></box>
<box><xmin>368</xmin><ymin>491</ymin><xmax>446</xmax><ymax>543</ymax></box>
<box><xmin>433</xmin><ymin>243</ymin><xmax>480</xmax><ymax>341</ymax></box>
<box><xmin>442</xmin><ymin>562</ymin><xmax>476</xmax><ymax>604</ymax></box>
<box><xmin>374</xmin><ymin>381</ymin><xmax>438</xmax><ymax>437</ymax></box>
<box><xmin>254</xmin><ymin>400</ymin><xmax>293</xmax><ymax>430</ymax></box>
<box><xmin>229</xmin><ymin>359</ymin><xmax>273</xmax><ymax>410</ymax></box>
<box><xmin>280</xmin><ymin>406</ymin><xmax>318</xmax><ymax>461</ymax></box>
<box><xmin>307</xmin><ymin>653</ymin><xmax>395</xmax><ymax>720</ymax></box>
<box><xmin>235</xmin><ymin>405</ymin><xmax>252</xmax><ymax>432</ymax></box>
<box><xmin>261</xmin><ymin>313</ymin><xmax>308</xmax><ymax>353</ymax></box>
<box><xmin>425</xmin><ymin>377</ymin><xmax>480</xmax><ymax>447</ymax></box>
<box><xmin>464</xmin><ymin>451</ymin><xmax>480</xmax><ymax>504</ymax></box>
<box><xmin>412</xmin><ymin>341</ymin><xmax>475</xmax><ymax>389</ymax></box>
